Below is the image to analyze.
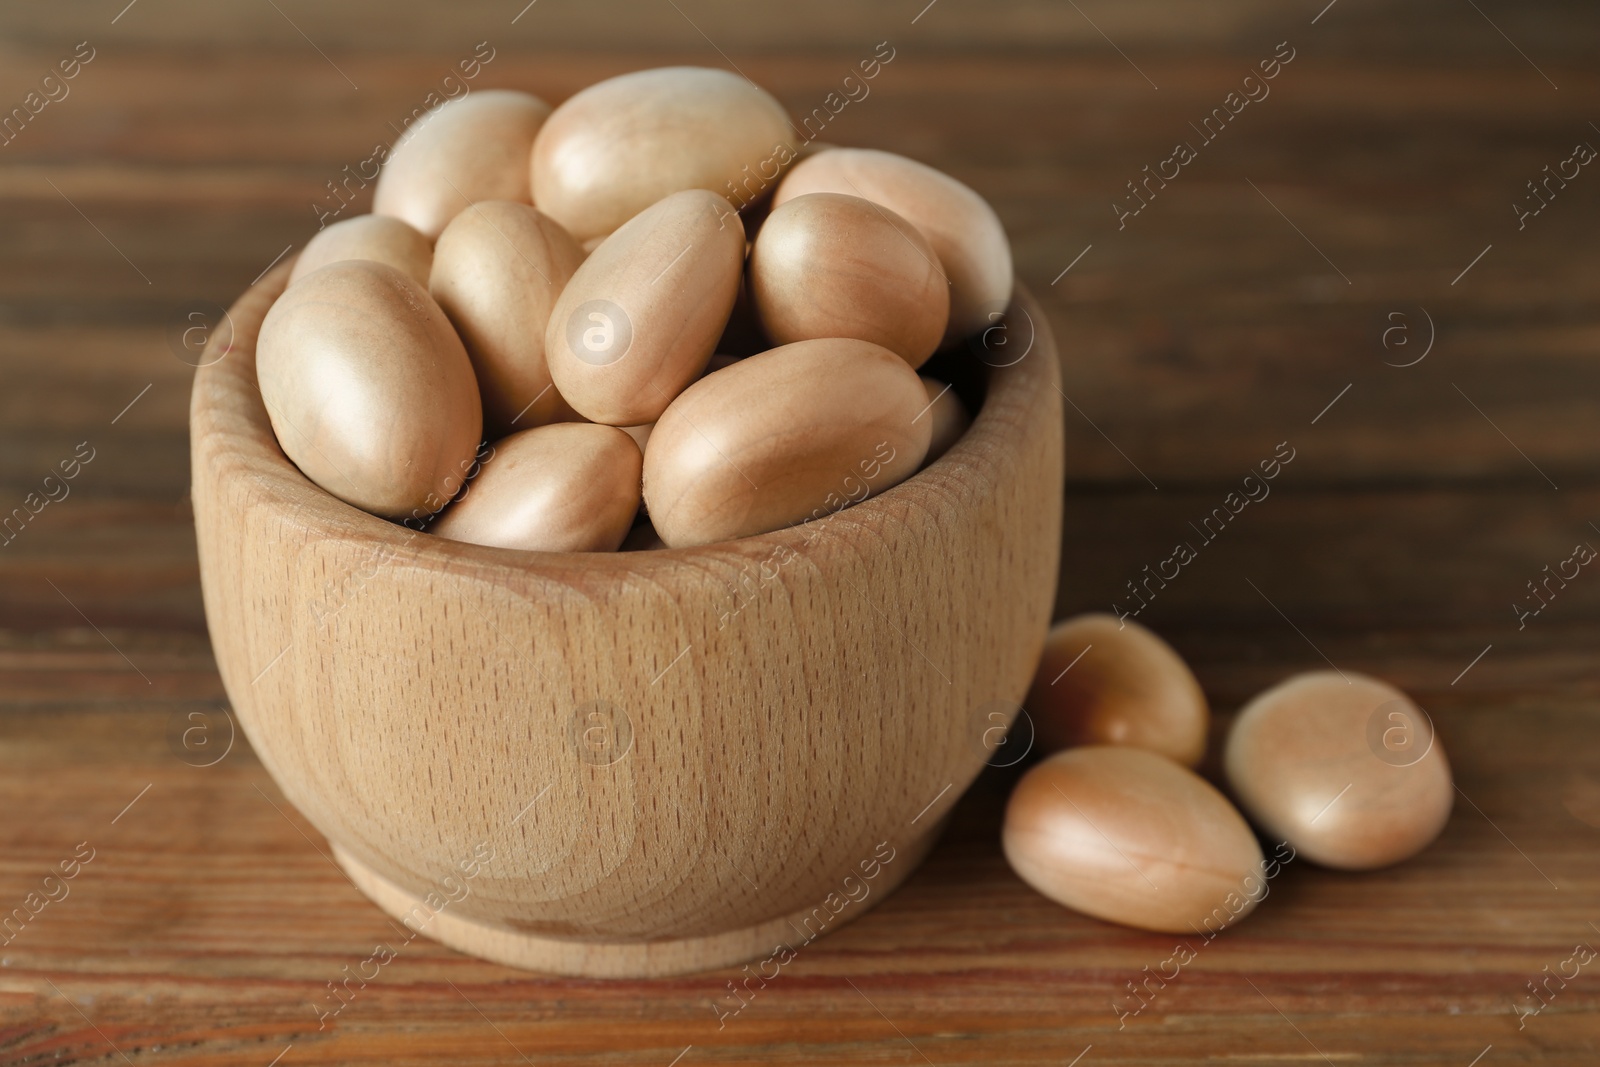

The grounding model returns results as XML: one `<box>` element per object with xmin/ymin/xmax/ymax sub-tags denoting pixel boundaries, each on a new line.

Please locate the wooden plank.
<box><xmin>0</xmin><ymin>0</ymin><xmax>1595</xmax><ymax>59</ymax></box>
<box><xmin>0</xmin><ymin>690</ymin><xmax>1592</xmax><ymax>1064</ymax></box>
<box><xmin>3</xmin><ymin>54</ymin><xmax>1598</xmax><ymax>493</ymax></box>
<box><xmin>1</xmin><ymin>33</ymin><xmax>1596</xmax><ymax>1067</ymax></box>
<box><xmin>5</xmin><ymin>481</ymin><xmax>1599</xmax><ymax>639</ymax></box>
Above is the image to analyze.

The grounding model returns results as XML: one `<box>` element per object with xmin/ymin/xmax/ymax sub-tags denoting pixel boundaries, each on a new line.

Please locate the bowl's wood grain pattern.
<box><xmin>190</xmin><ymin>262</ymin><xmax>1063</xmax><ymax>977</ymax></box>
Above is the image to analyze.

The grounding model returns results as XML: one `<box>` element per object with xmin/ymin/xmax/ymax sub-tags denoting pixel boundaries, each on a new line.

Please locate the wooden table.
<box><xmin>3</xmin><ymin>6</ymin><xmax>1598</xmax><ymax>1063</ymax></box>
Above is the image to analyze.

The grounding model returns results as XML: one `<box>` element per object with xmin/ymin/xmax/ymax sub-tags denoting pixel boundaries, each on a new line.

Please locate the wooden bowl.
<box><xmin>190</xmin><ymin>262</ymin><xmax>1063</xmax><ymax>977</ymax></box>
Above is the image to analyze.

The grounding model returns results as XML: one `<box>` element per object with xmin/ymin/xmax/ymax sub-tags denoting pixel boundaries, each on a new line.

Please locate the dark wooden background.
<box><xmin>2</xmin><ymin>0</ymin><xmax>1598</xmax><ymax>1063</ymax></box>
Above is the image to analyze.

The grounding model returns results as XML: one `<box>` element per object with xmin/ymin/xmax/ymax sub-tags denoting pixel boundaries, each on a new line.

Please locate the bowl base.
<box><xmin>331</xmin><ymin>830</ymin><xmax>941</xmax><ymax>978</ymax></box>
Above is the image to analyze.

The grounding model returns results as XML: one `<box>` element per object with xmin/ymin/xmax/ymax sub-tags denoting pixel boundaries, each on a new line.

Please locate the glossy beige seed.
<box><xmin>256</xmin><ymin>261</ymin><xmax>482</xmax><ymax>520</ymax></box>
<box><xmin>644</xmin><ymin>338</ymin><xmax>931</xmax><ymax>548</ymax></box>
<box><xmin>774</xmin><ymin>147</ymin><xmax>1012</xmax><ymax>342</ymax></box>
<box><xmin>918</xmin><ymin>377</ymin><xmax>971</xmax><ymax>464</ymax></box>
<box><xmin>1026</xmin><ymin>614</ymin><xmax>1209</xmax><ymax>767</ymax></box>
<box><xmin>291</xmin><ymin>215</ymin><xmax>433</xmax><ymax>287</ymax></box>
<box><xmin>1003</xmin><ymin>747</ymin><xmax>1266</xmax><ymax>934</ymax></box>
<box><xmin>1224</xmin><ymin>672</ymin><xmax>1453</xmax><ymax>870</ymax></box>
<box><xmin>429</xmin><ymin>424</ymin><xmax>641</xmax><ymax>552</ymax></box>
<box><xmin>374</xmin><ymin>90</ymin><xmax>552</xmax><ymax>240</ymax></box>
<box><xmin>622</xmin><ymin>352</ymin><xmax>736</xmax><ymax>461</ymax></box>
<box><xmin>532</xmin><ymin>66</ymin><xmax>796</xmax><ymax>243</ymax></box>
<box><xmin>545</xmin><ymin>190</ymin><xmax>744</xmax><ymax>426</ymax></box>
<box><xmin>620</xmin><ymin>355</ymin><xmax>739</xmax><ymax>454</ymax></box>
<box><xmin>749</xmin><ymin>192</ymin><xmax>948</xmax><ymax>367</ymax></box>
<box><xmin>621</xmin><ymin>358</ymin><xmax>743</xmax><ymax>460</ymax></box>
<box><xmin>430</xmin><ymin>201</ymin><xmax>586</xmax><ymax>436</ymax></box>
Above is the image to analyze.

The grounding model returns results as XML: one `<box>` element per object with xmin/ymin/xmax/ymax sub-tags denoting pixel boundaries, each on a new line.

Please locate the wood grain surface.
<box><xmin>3</xmin><ymin>1</ymin><xmax>1600</xmax><ymax>1061</ymax></box>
